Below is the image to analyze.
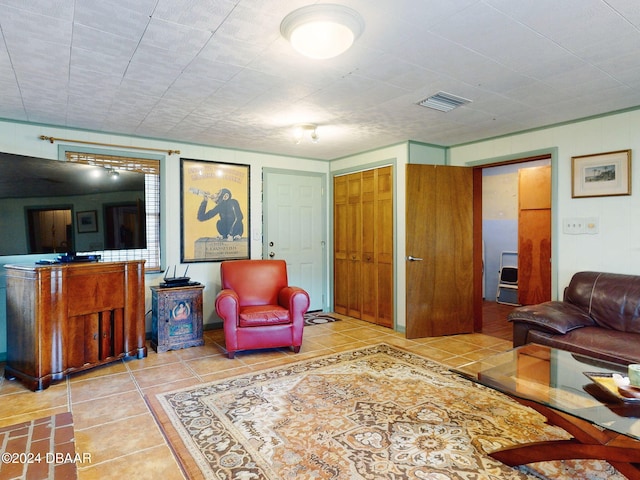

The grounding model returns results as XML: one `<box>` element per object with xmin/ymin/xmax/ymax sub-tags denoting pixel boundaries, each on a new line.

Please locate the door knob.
<box><xmin>407</xmin><ymin>255</ymin><xmax>423</xmax><ymax>261</ymax></box>
<box><xmin>269</xmin><ymin>251</ymin><xmax>275</xmax><ymax>258</ymax></box>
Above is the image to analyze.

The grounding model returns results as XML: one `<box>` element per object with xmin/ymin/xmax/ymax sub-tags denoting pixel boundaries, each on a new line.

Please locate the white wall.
<box><xmin>0</xmin><ymin>120</ymin><xmax>329</xmax><ymax>358</ymax></box>
<box><xmin>3</xmin><ymin>108</ymin><xmax>640</xmax><ymax>355</ymax></box>
<box><xmin>483</xmin><ymin>166</ymin><xmax>519</xmax><ymax>300</ymax></box>
<box><xmin>450</xmin><ymin>109</ymin><xmax>640</xmax><ymax>295</ymax></box>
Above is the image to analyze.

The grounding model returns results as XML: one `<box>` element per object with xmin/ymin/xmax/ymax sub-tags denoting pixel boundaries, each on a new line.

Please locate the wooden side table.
<box><xmin>151</xmin><ymin>284</ymin><xmax>205</xmax><ymax>352</ymax></box>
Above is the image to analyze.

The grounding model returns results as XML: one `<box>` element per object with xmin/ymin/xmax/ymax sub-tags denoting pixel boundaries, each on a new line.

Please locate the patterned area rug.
<box><xmin>146</xmin><ymin>344</ymin><xmax>623</xmax><ymax>480</ymax></box>
<box><xmin>303</xmin><ymin>311</ymin><xmax>341</xmax><ymax>326</ymax></box>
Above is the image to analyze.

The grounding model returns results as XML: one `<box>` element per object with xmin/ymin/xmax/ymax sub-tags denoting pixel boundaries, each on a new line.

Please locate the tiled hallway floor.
<box><xmin>0</xmin><ymin>313</ymin><xmax>513</xmax><ymax>479</ymax></box>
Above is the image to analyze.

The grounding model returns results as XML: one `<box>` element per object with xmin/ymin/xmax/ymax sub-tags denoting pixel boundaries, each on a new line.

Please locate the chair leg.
<box><xmin>293</xmin><ymin>346</ymin><xmax>301</xmax><ymax>353</ymax></box>
<box><xmin>227</xmin><ymin>351</ymin><xmax>235</xmax><ymax>359</ymax></box>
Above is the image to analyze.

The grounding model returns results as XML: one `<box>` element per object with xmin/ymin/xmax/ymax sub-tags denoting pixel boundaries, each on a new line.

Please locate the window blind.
<box><xmin>65</xmin><ymin>152</ymin><xmax>161</xmax><ymax>270</ymax></box>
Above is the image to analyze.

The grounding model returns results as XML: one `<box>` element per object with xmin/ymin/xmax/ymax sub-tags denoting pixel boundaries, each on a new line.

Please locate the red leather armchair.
<box><xmin>215</xmin><ymin>259</ymin><xmax>310</xmax><ymax>358</ymax></box>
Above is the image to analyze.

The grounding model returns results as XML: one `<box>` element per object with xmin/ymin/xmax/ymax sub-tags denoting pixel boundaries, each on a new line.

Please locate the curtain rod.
<box><xmin>39</xmin><ymin>135</ymin><xmax>180</xmax><ymax>155</ymax></box>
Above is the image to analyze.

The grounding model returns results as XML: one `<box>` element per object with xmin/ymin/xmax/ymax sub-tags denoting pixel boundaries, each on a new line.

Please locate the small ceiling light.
<box><xmin>293</xmin><ymin>124</ymin><xmax>320</xmax><ymax>144</ymax></box>
<box><xmin>104</xmin><ymin>166</ymin><xmax>119</xmax><ymax>179</ymax></box>
<box><xmin>280</xmin><ymin>4</ymin><xmax>364</xmax><ymax>59</ymax></box>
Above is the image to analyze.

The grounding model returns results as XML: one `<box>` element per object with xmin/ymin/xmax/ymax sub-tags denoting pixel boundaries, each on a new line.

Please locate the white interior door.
<box><xmin>263</xmin><ymin>170</ymin><xmax>326</xmax><ymax>311</ymax></box>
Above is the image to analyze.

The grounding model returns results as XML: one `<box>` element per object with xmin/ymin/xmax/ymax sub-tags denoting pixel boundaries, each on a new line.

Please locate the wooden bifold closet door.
<box><xmin>334</xmin><ymin>166</ymin><xmax>393</xmax><ymax>327</ymax></box>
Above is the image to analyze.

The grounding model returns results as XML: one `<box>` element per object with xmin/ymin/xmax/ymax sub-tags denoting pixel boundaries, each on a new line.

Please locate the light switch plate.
<box><xmin>563</xmin><ymin>218</ymin><xmax>585</xmax><ymax>234</ymax></box>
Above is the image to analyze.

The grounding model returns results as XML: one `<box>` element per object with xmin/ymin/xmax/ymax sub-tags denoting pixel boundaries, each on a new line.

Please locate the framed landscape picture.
<box><xmin>180</xmin><ymin>159</ymin><xmax>250</xmax><ymax>262</ymax></box>
<box><xmin>571</xmin><ymin>149</ymin><xmax>631</xmax><ymax>198</ymax></box>
<box><xmin>76</xmin><ymin>210</ymin><xmax>98</xmax><ymax>233</ymax></box>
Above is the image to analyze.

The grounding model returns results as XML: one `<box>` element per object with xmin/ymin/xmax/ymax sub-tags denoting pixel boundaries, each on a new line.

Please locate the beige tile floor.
<box><xmin>0</xmin><ymin>315</ymin><xmax>512</xmax><ymax>480</ymax></box>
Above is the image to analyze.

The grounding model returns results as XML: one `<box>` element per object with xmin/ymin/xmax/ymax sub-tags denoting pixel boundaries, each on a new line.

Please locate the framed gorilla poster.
<box><xmin>180</xmin><ymin>159</ymin><xmax>250</xmax><ymax>262</ymax></box>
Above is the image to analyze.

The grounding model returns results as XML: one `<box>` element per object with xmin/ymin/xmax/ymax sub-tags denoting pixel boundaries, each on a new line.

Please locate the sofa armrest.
<box><xmin>278</xmin><ymin>286</ymin><xmax>310</xmax><ymax>323</ymax></box>
<box><xmin>508</xmin><ymin>301</ymin><xmax>595</xmax><ymax>334</ymax></box>
<box><xmin>215</xmin><ymin>288</ymin><xmax>240</xmax><ymax>323</ymax></box>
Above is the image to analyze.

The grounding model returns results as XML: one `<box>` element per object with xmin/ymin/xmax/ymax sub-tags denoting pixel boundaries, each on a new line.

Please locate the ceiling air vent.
<box><xmin>418</xmin><ymin>91</ymin><xmax>472</xmax><ymax>112</ymax></box>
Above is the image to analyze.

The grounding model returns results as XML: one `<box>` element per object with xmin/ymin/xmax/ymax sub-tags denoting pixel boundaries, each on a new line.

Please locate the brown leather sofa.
<box><xmin>508</xmin><ymin>271</ymin><xmax>640</xmax><ymax>365</ymax></box>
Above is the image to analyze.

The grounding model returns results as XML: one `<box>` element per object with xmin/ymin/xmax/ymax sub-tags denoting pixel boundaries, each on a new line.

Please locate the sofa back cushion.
<box><xmin>565</xmin><ymin>271</ymin><xmax>640</xmax><ymax>332</ymax></box>
<box><xmin>220</xmin><ymin>259</ymin><xmax>288</xmax><ymax>307</ymax></box>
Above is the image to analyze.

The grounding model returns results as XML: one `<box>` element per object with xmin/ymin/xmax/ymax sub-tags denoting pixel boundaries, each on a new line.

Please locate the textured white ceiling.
<box><xmin>1</xmin><ymin>0</ymin><xmax>640</xmax><ymax>160</ymax></box>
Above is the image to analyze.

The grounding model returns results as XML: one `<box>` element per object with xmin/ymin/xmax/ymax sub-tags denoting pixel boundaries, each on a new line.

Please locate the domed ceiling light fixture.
<box><xmin>293</xmin><ymin>124</ymin><xmax>320</xmax><ymax>144</ymax></box>
<box><xmin>280</xmin><ymin>4</ymin><xmax>364</xmax><ymax>60</ymax></box>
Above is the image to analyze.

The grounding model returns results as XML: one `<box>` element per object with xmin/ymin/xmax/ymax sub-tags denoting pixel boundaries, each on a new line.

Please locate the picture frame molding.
<box><xmin>571</xmin><ymin>149</ymin><xmax>632</xmax><ymax>198</ymax></box>
<box><xmin>180</xmin><ymin>158</ymin><xmax>250</xmax><ymax>263</ymax></box>
<box><xmin>76</xmin><ymin>210</ymin><xmax>98</xmax><ymax>233</ymax></box>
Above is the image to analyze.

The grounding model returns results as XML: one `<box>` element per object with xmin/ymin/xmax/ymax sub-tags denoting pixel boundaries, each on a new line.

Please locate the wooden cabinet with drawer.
<box><xmin>151</xmin><ymin>284</ymin><xmax>204</xmax><ymax>353</ymax></box>
<box><xmin>4</xmin><ymin>260</ymin><xmax>147</xmax><ymax>391</ymax></box>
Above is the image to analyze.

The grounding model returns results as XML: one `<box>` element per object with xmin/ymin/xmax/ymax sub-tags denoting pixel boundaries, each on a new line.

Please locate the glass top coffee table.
<box><xmin>454</xmin><ymin>344</ymin><xmax>640</xmax><ymax>477</ymax></box>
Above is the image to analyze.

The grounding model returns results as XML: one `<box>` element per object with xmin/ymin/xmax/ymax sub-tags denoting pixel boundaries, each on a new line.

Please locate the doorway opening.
<box><xmin>26</xmin><ymin>207</ymin><xmax>73</xmax><ymax>254</ymax></box>
<box><xmin>473</xmin><ymin>154</ymin><xmax>553</xmax><ymax>332</ymax></box>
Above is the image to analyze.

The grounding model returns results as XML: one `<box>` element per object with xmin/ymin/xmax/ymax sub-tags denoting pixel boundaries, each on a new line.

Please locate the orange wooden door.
<box><xmin>361</xmin><ymin>170</ymin><xmax>376</xmax><ymax>322</ymax></box>
<box><xmin>376</xmin><ymin>166</ymin><xmax>394</xmax><ymax>327</ymax></box>
<box><xmin>518</xmin><ymin>165</ymin><xmax>551</xmax><ymax>305</ymax></box>
<box><xmin>346</xmin><ymin>173</ymin><xmax>362</xmax><ymax>317</ymax></box>
<box><xmin>334</xmin><ymin>172</ymin><xmax>363</xmax><ymax>317</ymax></box>
<box><xmin>334</xmin><ymin>167</ymin><xmax>393</xmax><ymax>326</ymax></box>
<box><xmin>361</xmin><ymin>167</ymin><xmax>394</xmax><ymax>327</ymax></box>
<box><xmin>406</xmin><ymin>165</ymin><xmax>474</xmax><ymax>338</ymax></box>
<box><xmin>333</xmin><ymin>175</ymin><xmax>349</xmax><ymax>315</ymax></box>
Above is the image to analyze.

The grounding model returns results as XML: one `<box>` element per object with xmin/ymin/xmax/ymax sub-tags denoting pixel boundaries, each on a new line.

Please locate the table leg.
<box><xmin>490</xmin><ymin>397</ymin><xmax>640</xmax><ymax>477</ymax></box>
<box><xmin>491</xmin><ymin>438</ymin><xmax>640</xmax><ymax>468</ymax></box>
